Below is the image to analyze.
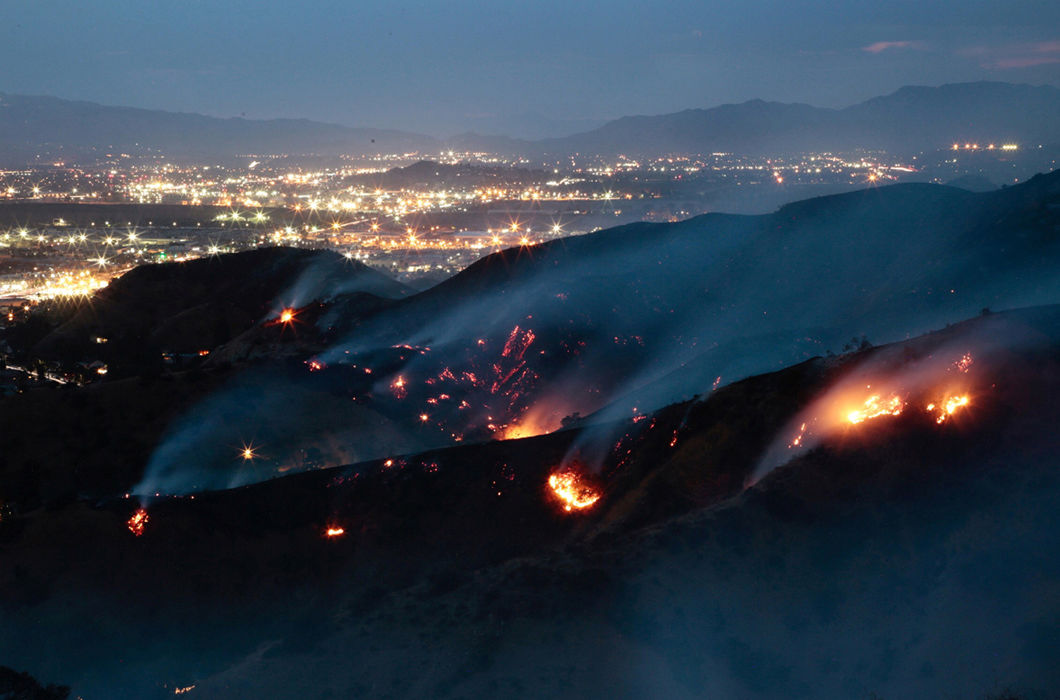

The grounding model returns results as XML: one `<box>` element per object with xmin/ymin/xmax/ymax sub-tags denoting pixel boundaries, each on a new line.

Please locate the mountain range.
<box><xmin>1</xmin><ymin>81</ymin><xmax>1058</xmax><ymax>163</ymax></box>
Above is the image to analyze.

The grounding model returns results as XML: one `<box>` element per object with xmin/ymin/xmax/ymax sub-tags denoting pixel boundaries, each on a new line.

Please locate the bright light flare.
<box><xmin>325</xmin><ymin>526</ymin><xmax>345</xmax><ymax>538</ymax></box>
<box><xmin>279</xmin><ymin>308</ymin><xmax>295</xmax><ymax>324</ymax></box>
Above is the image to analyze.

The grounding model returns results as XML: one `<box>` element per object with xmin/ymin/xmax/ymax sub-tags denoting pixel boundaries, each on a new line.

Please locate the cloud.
<box><xmin>993</xmin><ymin>56</ymin><xmax>1060</xmax><ymax>69</ymax></box>
<box><xmin>962</xmin><ymin>39</ymin><xmax>1060</xmax><ymax>70</ymax></box>
<box><xmin>861</xmin><ymin>40</ymin><xmax>922</xmax><ymax>54</ymax></box>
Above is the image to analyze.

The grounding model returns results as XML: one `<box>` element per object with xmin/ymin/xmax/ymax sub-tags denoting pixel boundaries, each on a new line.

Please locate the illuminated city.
<box><xmin>2</xmin><ymin>141</ymin><xmax>1051</xmax><ymax>308</ymax></box>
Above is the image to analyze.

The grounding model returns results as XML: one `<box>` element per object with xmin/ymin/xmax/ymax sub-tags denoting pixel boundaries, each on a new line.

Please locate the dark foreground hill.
<box><xmin>1</xmin><ymin>306</ymin><xmax>1058</xmax><ymax>698</ymax></box>
<box><xmin>30</xmin><ymin>247</ymin><xmax>409</xmax><ymax>375</ymax></box>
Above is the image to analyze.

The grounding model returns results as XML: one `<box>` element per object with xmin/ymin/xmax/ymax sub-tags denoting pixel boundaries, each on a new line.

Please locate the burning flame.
<box><xmin>279</xmin><ymin>308</ymin><xmax>295</xmax><ymax>323</ymax></box>
<box><xmin>927</xmin><ymin>394</ymin><xmax>970</xmax><ymax>423</ymax></box>
<box><xmin>547</xmin><ymin>470</ymin><xmax>601</xmax><ymax>512</ymax></box>
<box><xmin>845</xmin><ymin>394</ymin><xmax>905</xmax><ymax>424</ymax></box>
<box><xmin>127</xmin><ymin>508</ymin><xmax>149</xmax><ymax>536</ymax></box>
<box><xmin>325</xmin><ymin>526</ymin><xmax>345</xmax><ymax>538</ymax></box>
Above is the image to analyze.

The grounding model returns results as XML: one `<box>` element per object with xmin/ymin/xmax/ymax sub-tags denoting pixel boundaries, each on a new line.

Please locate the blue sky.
<box><xmin>2</xmin><ymin>0</ymin><xmax>1058</xmax><ymax>136</ymax></box>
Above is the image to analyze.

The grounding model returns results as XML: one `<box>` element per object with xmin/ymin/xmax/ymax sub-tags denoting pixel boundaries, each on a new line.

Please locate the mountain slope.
<box><xmin>2</xmin><ymin>305</ymin><xmax>1058</xmax><ymax>698</ymax></box>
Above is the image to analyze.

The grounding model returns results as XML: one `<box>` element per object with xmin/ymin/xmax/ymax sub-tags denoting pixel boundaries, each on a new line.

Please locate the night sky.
<box><xmin>2</xmin><ymin>0</ymin><xmax>1059</xmax><ymax>136</ymax></box>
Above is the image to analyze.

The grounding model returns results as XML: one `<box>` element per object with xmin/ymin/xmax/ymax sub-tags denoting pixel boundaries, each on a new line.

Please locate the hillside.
<box><xmin>1</xmin><ymin>305</ymin><xmax>1058</xmax><ymax>697</ymax></box>
<box><xmin>33</xmin><ymin>247</ymin><xmax>409</xmax><ymax>373</ymax></box>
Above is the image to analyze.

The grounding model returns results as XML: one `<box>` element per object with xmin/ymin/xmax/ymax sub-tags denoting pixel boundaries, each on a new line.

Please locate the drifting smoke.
<box><xmin>750</xmin><ymin>316</ymin><xmax>1041</xmax><ymax>484</ymax></box>
<box><xmin>270</xmin><ymin>251</ymin><xmax>410</xmax><ymax>315</ymax></box>
<box><xmin>133</xmin><ymin>367</ymin><xmax>438</xmax><ymax>496</ymax></box>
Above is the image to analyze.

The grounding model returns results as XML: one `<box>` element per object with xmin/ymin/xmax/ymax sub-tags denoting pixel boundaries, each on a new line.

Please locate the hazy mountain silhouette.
<box><xmin>2</xmin><ymin>82</ymin><xmax>1058</xmax><ymax>163</ymax></box>
<box><xmin>0</xmin><ymin>92</ymin><xmax>438</xmax><ymax>162</ymax></box>
<box><xmin>525</xmin><ymin>81</ymin><xmax>1060</xmax><ymax>156</ymax></box>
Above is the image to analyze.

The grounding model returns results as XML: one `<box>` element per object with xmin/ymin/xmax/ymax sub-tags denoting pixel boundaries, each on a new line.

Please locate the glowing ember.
<box><xmin>547</xmin><ymin>470</ymin><xmax>601</xmax><ymax>512</ymax></box>
<box><xmin>846</xmin><ymin>394</ymin><xmax>905</xmax><ymax>424</ymax></box>
<box><xmin>391</xmin><ymin>375</ymin><xmax>407</xmax><ymax>399</ymax></box>
<box><xmin>279</xmin><ymin>308</ymin><xmax>295</xmax><ymax>323</ymax></box>
<box><xmin>927</xmin><ymin>394</ymin><xmax>970</xmax><ymax>423</ymax></box>
<box><xmin>325</xmin><ymin>527</ymin><xmax>345</xmax><ymax>538</ymax></box>
<box><xmin>789</xmin><ymin>422</ymin><xmax>808</xmax><ymax>448</ymax></box>
<box><xmin>173</xmin><ymin>685</ymin><xmax>195</xmax><ymax>695</ymax></box>
<box><xmin>127</xmin><ymin>508</ymin><xmax>149</xmax><ymax>536</ymax></box>
<box><xmin>954</xmin><ymin>353</ymin><xmax>973</xmax><ymax>373</ymax></box>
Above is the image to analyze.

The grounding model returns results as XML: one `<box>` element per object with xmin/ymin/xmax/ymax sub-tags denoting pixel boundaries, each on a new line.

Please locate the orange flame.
<box><xmin>279</xmin><ymin>308</ymin><xmax>295</xmax><ymax>323</ymax></box>
<box><xmin>325</xmin><ymin>526</ymin><xmax>345</xmax><ymax>538</ymax></box>
<box><xmin>547</xmin><ymin>470</ymin><xmax>601</xmax><ymax>512</ymax></box>
<box><xmin>846</xmin><ymin>394</ymin><xmax>905</xmax><ymax>424</ymax></box>
<box><xmin>127</xmin><ymin>508</ymin><xmax>148</xmax><ymax>536</ymax></box>
<box><xmin>927</xmin><ymin>394</ymin><xmax>970</xmax><ymax>423</ymax></box>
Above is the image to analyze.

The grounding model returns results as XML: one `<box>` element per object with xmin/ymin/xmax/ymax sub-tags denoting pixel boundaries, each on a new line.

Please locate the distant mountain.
<box><xmin>0</xmin><ymin>92</ymin><xmax>438</xmax><ymax>162</ymax></box>
<box><xmin>524</xmin><ymin>81</ymin><xmax>1060</xmax><ymax>156</ymax></box>
<box><xmin>3</xmin><ymin>82</ymin><xmax>1057</xmax><ymax>163</ymax></box>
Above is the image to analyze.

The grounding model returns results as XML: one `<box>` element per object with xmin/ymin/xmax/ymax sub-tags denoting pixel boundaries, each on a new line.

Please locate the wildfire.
<box><xmin>325</xmin><ymin>526</ymin><xmax>345</xmax><ymax>538</ymax></box>
<box><xmin>127</xmin><ymin>508</ymin><xmax>149</xmax><ymax>536</ymax></box>
<box><xmin>954</xmin><ymin>353</ymin><xmax>974</xmax><ymax>373</ymax></box>
<box><xmin>846</xmin><ymin>394</ymin><xmax>905</xmax><ymax>424</ymax></box>
<box><xmin>927</xmin><ymin>394</ymin><xmax>970</xmax><ymax>423</ymax></box>
<box><xmin>547</xmin><ymin>470</ymin><xmax>601</xmax><ymax>512</ymax></box>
